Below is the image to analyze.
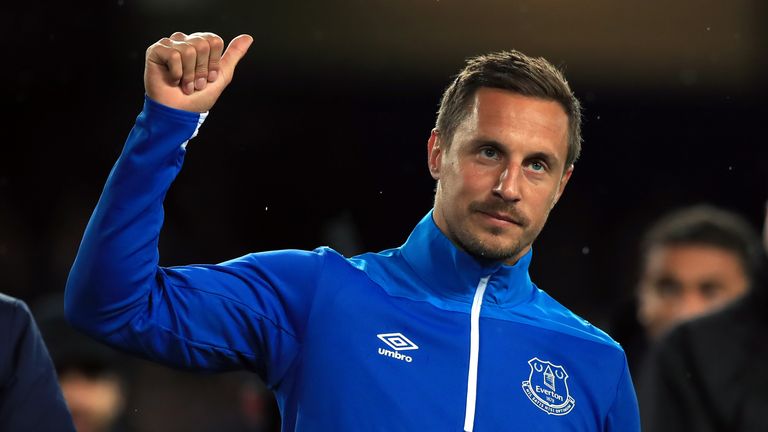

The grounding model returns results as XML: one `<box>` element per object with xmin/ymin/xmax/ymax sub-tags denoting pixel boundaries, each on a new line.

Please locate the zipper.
<box><xmin>463</xmin><ymin>275</ymin><xmax>490</xmax><ymax>432</ymax></box>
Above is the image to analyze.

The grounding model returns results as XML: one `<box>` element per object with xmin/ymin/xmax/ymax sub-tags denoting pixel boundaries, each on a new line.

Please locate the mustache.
<box><xmin>469</xmin><ymin>201</ymin><xmax>529</xmax><ymax>227</ymax></box>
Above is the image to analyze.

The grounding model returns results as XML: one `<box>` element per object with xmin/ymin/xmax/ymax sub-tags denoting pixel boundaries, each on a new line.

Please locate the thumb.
<box><xmin>220</xmin><ymin>34</ymin><xmax>254</xmax><ymax>77</ymax></box>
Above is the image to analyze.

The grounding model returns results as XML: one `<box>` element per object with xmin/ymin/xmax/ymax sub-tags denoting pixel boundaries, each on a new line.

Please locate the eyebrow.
<box><xmin>470</xmin><ymin>138</ymin><xmax>506</xmax><ymax>151</ymax></box>
<box><xmin>654</xmin><ymin>276</ymin><xmax>681</xmax><ymax>285</ymax></box>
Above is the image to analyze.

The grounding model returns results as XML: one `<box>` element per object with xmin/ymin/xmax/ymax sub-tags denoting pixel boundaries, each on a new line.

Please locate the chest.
<box><xmin>282</xmin><ymin>277</ymin><xmax>617</xmax><ymax>431</ymax></box>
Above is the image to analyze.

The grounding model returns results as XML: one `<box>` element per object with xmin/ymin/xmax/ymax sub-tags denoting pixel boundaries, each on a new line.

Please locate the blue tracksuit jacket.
<box><xmin>65</xmin><ymin>97</ymin><xmax>640</xmax><ymax>431</ymax></box>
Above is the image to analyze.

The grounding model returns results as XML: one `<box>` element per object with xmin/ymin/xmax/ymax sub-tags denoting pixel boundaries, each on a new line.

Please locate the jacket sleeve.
<box><xmin>604</xmin><ymin>356</ymin><xmax>641</xmax><ymax>432</ymax></box>
<box><xmin>64</xmin><ymin>97</ymin><xmax>321</xmax><ymax>386</ymax></box>
<box><xmin>0</xmin><ymin>296</ymin><xmax>75</xmax><ymax>432</ymax></box>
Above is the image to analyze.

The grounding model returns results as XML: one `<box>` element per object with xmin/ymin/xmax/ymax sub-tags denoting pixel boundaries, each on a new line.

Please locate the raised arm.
<box><xmin>65</xmin><ymin>32</ymin><xmax>320</xmax><ymax>384</ymax></box>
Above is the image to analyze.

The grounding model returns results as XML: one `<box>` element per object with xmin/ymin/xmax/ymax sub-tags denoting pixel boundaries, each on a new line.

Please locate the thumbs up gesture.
<box><xmin>144</xmin><ymin>32</ymin><xmax>253</xmax><ymax>113</ymax></box>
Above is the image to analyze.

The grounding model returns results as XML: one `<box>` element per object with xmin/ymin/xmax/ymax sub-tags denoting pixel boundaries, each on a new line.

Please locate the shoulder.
<box><xmin>651</xmin><ymin>294</ymin><xmax>762</xmax><ymax>373</ymax></box>
<box><xmin>0</xmin><ymin>292</ymin><xmax>25</xmax><ymax>311</ymax></box>
<box><xmin>524</xmin><ymin>286</ymin><xmax>625</xmax><ymax>352</ymax></box>
<box><xmin>214</xmin><ymin>247</ymin><xmax>342</xmax><ymax>274</ymax></box>
<box><xmin>0</xmin><ymin>294</ymin><xmax>36</xmax><ymax>375</ymax></box>
<box><xmin>639</xmin><ymin>297</ymin><xmax>759</xmax><ymax>398</ymax></box>
<box><xmin>0</xmin><ymin>293</ymin><xmax>32</xmax><ymax>331</ymax></box>
<box><xmin>662</xmin><ymin>293</ymin><xmax>760</xmax><ymax>352</ymax></box>
<box><xmin>638</xmin><ymin>296</ymin><xmax>763</xmax><ymax>430</ymax></box>
<box><xmin>213</xmin><ymin>247</ymin><xmax>364</xmax><ymax>290</ymax></box>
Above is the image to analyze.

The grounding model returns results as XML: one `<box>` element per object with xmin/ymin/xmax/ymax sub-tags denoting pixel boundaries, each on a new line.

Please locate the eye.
<box><xmin>527</xmin><ymin>160</ymin><xmax>547</xmax><ymax>173</ymax></box>
<box><xmin>654</xmin><ymin>278</ymin><xmax>681</xmax><ymax>298</ymax></box>
<box><xmin>480</xmin><ymin>147</ymin><xmax>500</xmax><ymax>160</ymax></box>
<box><xmin>699</xmin><ymin>281</ymin><xmax>724</xmax><ymax>300</ymax></box>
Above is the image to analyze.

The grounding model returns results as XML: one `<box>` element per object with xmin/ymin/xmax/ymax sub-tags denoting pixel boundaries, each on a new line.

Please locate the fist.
<box><xmin>144</xmin><ymin>31</ymin><xmax>253</xmax><ymax>113</ymax></box>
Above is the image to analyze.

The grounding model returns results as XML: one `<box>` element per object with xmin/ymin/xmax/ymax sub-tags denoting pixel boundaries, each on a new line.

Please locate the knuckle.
<box><xmin>208</xmin><ymin>36</ymin><xmax>224</xmax><ymax>52</ymax></box>
<box><xmin>189</xmin><ymin>31</ymin><xmax>212</xmax><ymax>39</ymax></box>
<box><xmin>147</xmin><ymin>39</ymin><xmax>169</xmax><ymax>56</ymax></box>
<box><xmin>191</xmin><ymin>37</ymin><xmax>211</xmax><ymax>54</ymax></box>
<box><xmin>180</xmin><ymin>43</ymin><xmax>196</xmax><ymax>57</ymax></box>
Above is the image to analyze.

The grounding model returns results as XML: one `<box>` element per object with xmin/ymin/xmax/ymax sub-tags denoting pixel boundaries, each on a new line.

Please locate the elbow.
<box><xmin>64</xmin><ymin>266</ymin><xmax>146</xmax><ymax>340</ymax></box>
<box><xmin>63</xmin><ymin>279</ymin><xmax>87</xmax><ymax>332</ymax></box>
<box><xmin>63</xmin><ymin>270</ymin><xmax>99</xmax><ymax>334</ymax></box>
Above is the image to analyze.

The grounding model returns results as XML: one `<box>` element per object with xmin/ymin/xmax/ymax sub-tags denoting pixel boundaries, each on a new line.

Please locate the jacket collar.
<box><xmin>400</xmin><ymin>210</ymin><xmax>534</xmax><ymax>305</ymax></box>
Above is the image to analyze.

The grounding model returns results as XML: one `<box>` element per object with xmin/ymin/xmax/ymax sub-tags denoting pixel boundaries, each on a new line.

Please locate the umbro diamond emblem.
<box><xmin>377</xmin><ymin>332</ymin><xmax>419</xmax><ymax>363</ymax></box>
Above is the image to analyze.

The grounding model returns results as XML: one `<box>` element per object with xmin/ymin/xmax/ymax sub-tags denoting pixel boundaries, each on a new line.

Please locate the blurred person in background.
<box><xmin>639</xmin><ymin>204</ymin><xmax>768</xmax><ymax>431</ymax></box>
<box><xmin>611</xmin><ymin>204</ymin><xmax>763</xmax><ymax>371</ymax></box>
<box><xmin>35</xmin><ymin>294</ymin><xmax>131</xmax><ymax>432</ymax></box>
<box><xmin>637</xmin><ymin>205</ymin><xmax>762</xmax><ymax>340</ymax></box>
<box><xmin>224</xmin><ymin>374</ymin><xmax>280</xmax><ymax>432</ymax></box>
<box><xmin>0</xmin><ymin>293</ymin><xmax>75</xmax><ymax>431</ymax></box>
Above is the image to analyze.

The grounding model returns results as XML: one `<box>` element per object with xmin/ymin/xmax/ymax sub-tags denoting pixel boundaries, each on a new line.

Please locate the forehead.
<box><xmin>456</xmin><ymin>88</ymin><xmax>568</xmax><ymax>151</ymax></box>
<box><xmin>644</xmin><ymin>244</ymin><xmax>747</xmax><ymax>279</ymax></box>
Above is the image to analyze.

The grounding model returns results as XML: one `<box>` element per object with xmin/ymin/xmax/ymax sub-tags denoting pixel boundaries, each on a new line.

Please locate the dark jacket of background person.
<box><xmin>638</xmin><ymin>254</ymin><xmax>768</xmax><ymax>432</ymax></box>
<box><xmin>0</xmin><ymin>293</ymin><xmax>76</xmax><ymax>431</ymax></box>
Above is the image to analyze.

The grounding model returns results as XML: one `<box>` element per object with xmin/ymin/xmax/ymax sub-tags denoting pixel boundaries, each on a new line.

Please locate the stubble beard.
<box><xmin>447</xmin><ymin>218</ymin><xmax>531</xmax><ymax>263</ymax></box>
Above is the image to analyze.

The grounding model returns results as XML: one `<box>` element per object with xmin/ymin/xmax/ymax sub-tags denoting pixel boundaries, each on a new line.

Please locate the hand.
<box><xmin>144</xmin><ymin>32</ymin><xmax>253</xmax><ymax>113</ymax></box>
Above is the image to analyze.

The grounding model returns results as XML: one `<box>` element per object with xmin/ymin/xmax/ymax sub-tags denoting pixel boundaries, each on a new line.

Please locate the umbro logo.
<box><xmin>377</xmin><ymin>332</ymin><xmax>418</xmax><ymax>363</ymax></box>
<box><xmin>378</xmin><ymin>333</ymin><xmax>419</xmax><ymax>351</ymax></box>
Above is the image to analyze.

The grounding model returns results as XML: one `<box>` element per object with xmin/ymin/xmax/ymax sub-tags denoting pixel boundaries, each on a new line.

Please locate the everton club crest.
<box><xmin>521</xmin><ymin>357</ymin><xmax>576</xmax><ymax>416</ymax></box>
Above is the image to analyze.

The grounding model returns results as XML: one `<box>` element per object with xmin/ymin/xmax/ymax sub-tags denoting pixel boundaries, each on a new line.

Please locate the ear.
<box><xmin>427</xmin><ymin>129</ymin><xmax>443</xmax><ymax>180</ymax></box>
<box><xmin>551</xmin><ymin>164</ymin><xmax>574</xmax><ymax>209</ymax></box>
<box><xmin>763</xmin><ymin>201</ymin><xmax>767</xmax><ymax>251</ymax></box>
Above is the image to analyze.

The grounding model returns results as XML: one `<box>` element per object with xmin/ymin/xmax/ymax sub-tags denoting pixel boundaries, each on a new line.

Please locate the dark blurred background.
<box><xmin>4</xmin><ymin>0</ymin><xmax>768</xmax><ymax>430</ymax></box>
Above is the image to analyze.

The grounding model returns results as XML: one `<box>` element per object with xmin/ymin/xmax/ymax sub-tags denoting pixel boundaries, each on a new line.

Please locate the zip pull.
<box><xmin>463</xmin><ymin>275</ymin><xmax>490</xmax><ymax>432</ymax></box>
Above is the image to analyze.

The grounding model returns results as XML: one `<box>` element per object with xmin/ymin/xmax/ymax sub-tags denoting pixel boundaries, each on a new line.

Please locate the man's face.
<box><xmin>429</xmin><ymin>88</ymin><xmax>573</xmax><ymax>264</ymax></box>
<box><xmin>60</xmin><ymin>370</ymin><xmax>124</xmax><ymax>432</ymax></box>
<box><xmin>638</xmin><ymin>244</ymin><xmax>750</xmax><ymax>340</ymax></box>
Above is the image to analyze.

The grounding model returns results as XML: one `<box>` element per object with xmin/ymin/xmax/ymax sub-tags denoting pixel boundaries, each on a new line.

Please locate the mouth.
<box><xmin>477</xmin><ymin>210</ymin><xmax>523</xmax><ymax>227</ymax></box>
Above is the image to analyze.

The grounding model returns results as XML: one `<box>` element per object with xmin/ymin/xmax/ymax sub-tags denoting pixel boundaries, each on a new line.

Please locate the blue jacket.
<box><xmin>0</xmin><ymin>294</ymin><xmax>75</xmax><ymax>431</ymax></box>
<box><xmin>66</xmin><ymin>97</ymin><xmax>640</xmax><ymax>431</ymax></box>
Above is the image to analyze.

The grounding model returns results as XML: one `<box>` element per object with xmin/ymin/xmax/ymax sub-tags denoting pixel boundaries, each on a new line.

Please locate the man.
<box><xmin>612</xmin><ymin>205</ymin><xmax>763</xmax><ymax>378</ymax></box>
<box><xmin>0</xmin><ymin>293</ymin><xmax>75</xmax><ymax>431</ymax></box>
<box><xmin>639</xmin><ymin>206</ymin><xmax>768</xmax><ymax>431</ymax></box>
<box><xmin>65</xmin><ymin>31</ymin><xmax>639</xmax><ymax>430</ymax></box>
<box><xmin>636</xmin><ymin>205</ymin><xmax>762</xmax><ymax>341</ymax></box>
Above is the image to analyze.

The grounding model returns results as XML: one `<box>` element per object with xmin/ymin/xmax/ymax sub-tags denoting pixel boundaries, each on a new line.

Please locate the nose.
<box><xmin>674</xmin><ymin>290</ymin><xmax>710</xmax><ymax>324</ymax></box>
<box><xmin>492</xmin><ymin>166</ymin><xmax>522</xmax><ymax>202</ymax></box>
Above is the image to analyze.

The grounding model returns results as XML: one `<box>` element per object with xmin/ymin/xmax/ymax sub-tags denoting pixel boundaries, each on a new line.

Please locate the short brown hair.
<box><xmin>640</xmin><ymin>204</ymin><xmax>764</xmax><ymax>283</ymax></box>
<box><xmin>436</xmin><ymin>51</ymin><xmax>582</xmax><ymax>167</ymax></box>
